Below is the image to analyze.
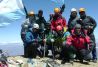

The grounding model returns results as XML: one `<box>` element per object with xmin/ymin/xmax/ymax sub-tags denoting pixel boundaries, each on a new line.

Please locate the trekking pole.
<box><xmin>51</xmin><ymin>39</ymin><xmax>55</xmax><ymax>61</ymax></box>
<box><xmin>43</xmin><ymin>29</ymin><xmax>46</xmax><ymax>57</ymax></box>
<box><xmin>44</xmin><ymin>39</ymin><xmax>46</xmax><ymax>57</ymax></box>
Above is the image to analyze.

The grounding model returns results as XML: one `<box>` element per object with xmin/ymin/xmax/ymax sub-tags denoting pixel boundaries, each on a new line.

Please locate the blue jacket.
<box><xmin>25</xmin><ymin>30</ymin><xmax>41</xmax><ymax>44</ymax></box>
<box><xmin>63</xmin><ymin>31</ymin><xmax>70</xmax><ymax>39</ymax></box>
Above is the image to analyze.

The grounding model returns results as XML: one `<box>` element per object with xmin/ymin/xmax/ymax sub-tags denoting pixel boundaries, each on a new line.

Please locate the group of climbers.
<box><xmin>68</xmin><ymin>8</ymin><xmax>97</xmax><ymax>63</ymax></box>
<box><xmin>21</xmin><ymin>4</ymin><xmax>97</xmax><ymax>64</ymax></box>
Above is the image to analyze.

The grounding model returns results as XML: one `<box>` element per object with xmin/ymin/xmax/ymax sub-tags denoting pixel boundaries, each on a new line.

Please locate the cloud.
<box><xmin>2</xmin><ymin>22</ymin><xmax>10</xmax><ymax>25</ymax></box>
<box><xmin>0</xmin><ymin>24</ymin><xmax>5</xmax><ymax>27</ymax></box>
<box><xmin>0</xmin><ymin>22</ymin><xmax>11</xmax><ymax>27</ymax></box>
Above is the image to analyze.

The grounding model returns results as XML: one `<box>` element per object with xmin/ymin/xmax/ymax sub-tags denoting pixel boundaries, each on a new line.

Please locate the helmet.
<box><xmin>38</xmin><ymin>10</ymin><xmax>43</xmax><ymax>14</ymax></box>
<box><xmin>71</xmin><ymin>8</ymin><xmax>77</xmax><ymax>12</ymax></box>
<box><xmin>54</xmin><ymin>8</ymin><xmax>60</xmax><ymax>13</ymax></box>
<box><xmin>28</xmin><ymin>11</ymin><xmax>34</xmax><ymax>16</ymax></box>
<box><xmin>79</xmin><ymin>8</ymin><xmax>85</xmax><ymax>12</ymax></box>
<box><xmin>56</xmin><ymin>25</ymin><xmax>62</xmax><ymax>31</ymax></box>
<box><xmin>75</xmin><ymin>24</ymin><xmax>81</xmax><ymax>29</ymax></box>
<box><xmin>33</xmin><ymin>23</ymin><xmax>39</xmax><ymax>29</ymax></box>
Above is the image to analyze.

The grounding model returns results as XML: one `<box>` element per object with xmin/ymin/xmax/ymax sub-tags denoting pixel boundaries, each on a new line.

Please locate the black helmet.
<box><xmin>38</xmin><ymin>10</ymin><xmax>43</xmax><ymax>14</ymax></box>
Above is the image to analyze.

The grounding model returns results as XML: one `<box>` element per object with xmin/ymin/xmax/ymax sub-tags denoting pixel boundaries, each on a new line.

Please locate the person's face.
<box><xmin>38</xmin><ymin>12</ymin><xmax>43</xmax><ymax>17</ymax></box>
<box><xmin>29</xmin><ymin>14</ymin><xmax>34</xmax><ymax>19</ymax></box>
<box><xmin>55</xmin><ymin>12</ymin><xmax>60</xmax><ymax>16</ymax></box>
<box><xmin>75</xmin><ymin>28</ymin><xmax>81</xmax><ymax>36</ymax></box>
<box><xmin>32</xmin><ymin>28</ymin><xmax>38</xmax><ymax>32</ymax></box>
<box><xmin>79</xmin><ymin>11</ymin><xmax>86</xmax><ymax>19</ymax></box>
<box><xmin>71</xmin><ymin>11</ymin><xmax>77</xmax><ymax>18</ymax></box>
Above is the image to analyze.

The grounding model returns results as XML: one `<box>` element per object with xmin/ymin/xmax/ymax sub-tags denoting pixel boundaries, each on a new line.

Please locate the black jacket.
<box><xmin>77</xmin><ymin>16</ymin><xmax>97</xmax><ymax>34</ymax></box>
<box><xmin>68</xmin><ymin>17</ymin><xmax>79</xmax><ymax>32</ymax></box>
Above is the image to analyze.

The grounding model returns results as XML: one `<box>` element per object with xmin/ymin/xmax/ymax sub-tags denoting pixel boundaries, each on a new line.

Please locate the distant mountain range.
<box><xmin>0</xmin><ymin>43</ymin><xmax>24</xmax><ymax>56</ymax></box>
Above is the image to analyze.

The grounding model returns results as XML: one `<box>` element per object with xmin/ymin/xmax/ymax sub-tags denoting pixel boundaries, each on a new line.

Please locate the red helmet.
<box><xmin>56</xmin><ymin>25</ymin><xmax>62</xmax><ymax>31</ymax></box>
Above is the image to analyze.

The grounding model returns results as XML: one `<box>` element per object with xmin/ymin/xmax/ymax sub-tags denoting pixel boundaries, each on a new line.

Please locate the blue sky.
<box><xmin>0</xmin><ymin>0</ymin><xmax>98</xmax><ymax>43</ymax></box>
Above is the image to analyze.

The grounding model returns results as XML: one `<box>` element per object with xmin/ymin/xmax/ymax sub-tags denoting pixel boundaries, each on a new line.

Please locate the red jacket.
<box><xmin>66</xmin><ymin>34</ymin><xmax>91</xmax><ymax>50</ymax></box>
<box><xmin>0</xmin><ymin>63</ymin><xmax>8</xmax><ymax>67</ymax></box>
<box><xmin>51</xmin><ymin>16</ymin><xmax>66</xmax><ymax>31</ymax></box>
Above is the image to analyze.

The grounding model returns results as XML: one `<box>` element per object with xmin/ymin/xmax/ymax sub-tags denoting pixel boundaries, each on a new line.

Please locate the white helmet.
<box><xmin>33</xmin><ymin>23</ymin><xmax>39</xmax><ymax>29</ymax></box>
<box><xmin>71</xmin><ymin>8</ymin><xmax>77</xmax><ymax>12</ymax></box>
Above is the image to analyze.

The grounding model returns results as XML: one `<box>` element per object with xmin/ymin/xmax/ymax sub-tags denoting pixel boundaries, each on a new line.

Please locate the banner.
<box><xmin>51</xmin><ymin>0</ymin><xmax>64</xmax><ymax>5</ymax></box>
<box><xmin>0</xmin><ymin>0</ymin><xmax>25</xmax><ymax>27</ymax></box>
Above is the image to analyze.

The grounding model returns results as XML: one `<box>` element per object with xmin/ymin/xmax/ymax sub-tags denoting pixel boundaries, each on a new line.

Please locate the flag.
<box><xmin>0</xmin><ymin>0</ymin><xmax>25</xmax><ymax>27</ymax></box>
<box><xmin>51</xmin><ymin>0</ymin><xmax>64</xmax><ymax>5</ymax></box>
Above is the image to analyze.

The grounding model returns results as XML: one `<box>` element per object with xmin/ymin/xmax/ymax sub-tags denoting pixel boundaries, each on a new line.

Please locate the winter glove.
<box><xmin>89</xmin><ymin>26</ymin><xmax>93</xmax><ymax>29</ymax></box>
<box><xmin>32</xmin><ymin>39</ymin><xmax>38</xmax><ymax>42</ymax></box>
<box><xmin>32</xmin><ymin>39</ymin><xmax>38</xmax><ymax>45</ymax></box>
<box><xmin>60</xmin><ymin>4</ymin><xmax>65</xmax><ymax>13</ymax></box>
<box><xmin>61</xmin><ymin>4</ymin><xmax>65</xmax><ymax>9</ymax></box>
<box><xmin>50</xmin><ymin>14</ymin><xmax>53</xmax><ymax>20</ymax></box>
<box><xmin>43</xmin><ymin>39</ymin><xmax>47</xmax><ymax>43</ymax></box>
<box><xmin>51</xmin><ymin>39</ymin><xmax>54</xmax><ymax>42</ymax></box>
